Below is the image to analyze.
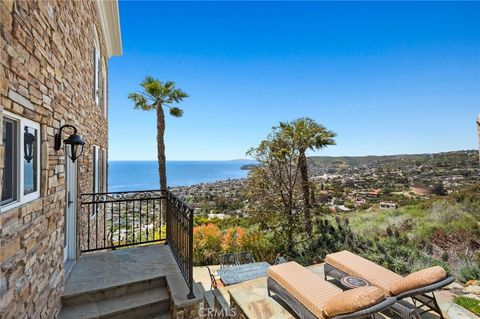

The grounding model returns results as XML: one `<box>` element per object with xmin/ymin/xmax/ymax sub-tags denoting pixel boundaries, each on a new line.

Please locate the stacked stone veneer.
<box><xmin>0</xmin><ymin>1</ymin><xmax>109</xmax><ymax>318</ymax></box>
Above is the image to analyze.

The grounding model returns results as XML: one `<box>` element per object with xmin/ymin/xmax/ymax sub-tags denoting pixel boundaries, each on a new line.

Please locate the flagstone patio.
<box><xmin>193</xmin><ymin>263</ymin><xmax>478</xmax><ymax>319</ymax></box>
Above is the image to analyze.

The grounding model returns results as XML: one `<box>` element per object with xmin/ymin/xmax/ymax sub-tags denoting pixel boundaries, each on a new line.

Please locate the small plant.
<box><xmin>456</xmin><ymin>258</ymin><xmax>480</xmax><ymax>283</ymax></box>
<box><xmin>441</xmin><ymin>251</ymin><xmax>449</xmax><ymax>262</ymax></box>
<box><xmin>453</xmin><ymin>296</ymin><xmax>480</xmax><ymax>316</ymax></box>
<box><xmin>426</xmin><ymin>243</ymin><xmax>433</xmax><ymax>255</ymax></box>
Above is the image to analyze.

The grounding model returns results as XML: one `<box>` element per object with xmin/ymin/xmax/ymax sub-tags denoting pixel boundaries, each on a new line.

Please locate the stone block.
<box><xmin>0</xmin><ymin>236</ymin><xmax>20</xmax><ymax>263</ymax></box>
<box><xmin>8</xmin><ymin>89</ymin><xmax>33</xmax><ymax>110</ymax></box>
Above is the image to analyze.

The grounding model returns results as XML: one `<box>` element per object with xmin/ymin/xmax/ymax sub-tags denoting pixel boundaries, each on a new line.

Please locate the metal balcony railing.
<box><xmin>80</xmin><ymin>189</ymin><xmax>194</xmax><ymax>299</ymax></box>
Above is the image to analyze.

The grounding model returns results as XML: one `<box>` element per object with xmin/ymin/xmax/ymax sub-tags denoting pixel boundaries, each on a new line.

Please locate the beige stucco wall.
<box><xmin>0</xmin><ymin>1</ymin><xmax>110</xmax><ymax>317</ymax></box>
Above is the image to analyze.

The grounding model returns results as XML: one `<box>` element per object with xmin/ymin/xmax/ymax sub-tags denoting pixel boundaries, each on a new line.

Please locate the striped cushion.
<box><xmin>389</xmin><ymin>266</ymin><xmax>447</xmax><ymax>295</ymax></box>
<box><xmin>325</xmin><ymin>250</ymin><xmax>402</xmax><ymax>293</ymax></box>
<box><xmin>323</xmin><ymin>286</ymin><xmax>386</xmax><ymax>318</ymax></box>
<box><xmin>268</xmin><ymin>261</ymin><xmax>342</xmax><ymax>319</ymax></box>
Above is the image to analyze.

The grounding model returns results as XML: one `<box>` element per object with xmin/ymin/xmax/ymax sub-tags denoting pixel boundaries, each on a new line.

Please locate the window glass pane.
<box><xmin>93</xmin><ymin>147</ymin><xmax>98</xmax><ymax>193</ymax></box>
<box><xmin>97</xmin><ymin>149</ymin><xmax>101</xmax><ymax>192</ymax></box>
<box><xmin>2</xmin><ymin>118</ymin><xmax>17</xmax><ymax>205</ymax></box>
<box><xmin>23</xmin><ymin>125</ymin><xmax>38</xmax><ymax>195</ymax></box>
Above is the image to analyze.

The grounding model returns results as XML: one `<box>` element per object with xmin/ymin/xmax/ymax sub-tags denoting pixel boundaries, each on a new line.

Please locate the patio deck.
<box><xmin>61</xmin><ymin>244</ymin><xmax>202</xmax><ymax>318</ymax></box>
<box><xmin>194</xmin><ymin>263</ymin><xmax>468</xmax><ymax>319</ymax></box>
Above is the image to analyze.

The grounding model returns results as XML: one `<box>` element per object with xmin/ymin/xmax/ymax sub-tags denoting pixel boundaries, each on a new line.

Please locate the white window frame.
<box><xmin>1</xmin><ymin>111</ymin><xmax>40</xmax><ymax>211</ymax></box>
<box><xmin>102</xmin><ymin>58</ymin><xmax>107</xmax><ymax>117</ymax></box>
<box><xmin>102</xmin><ymin>148</ymin><xmax>107</xmax><ymax>192</ymax></box>
<box><xmin>91</xmin><ymin>145</ymin><xmax>101</xmax><ymax>217</ymax></box>
<box><xmin>93</xmin><ymin>27</ymin><xmax>101</xmax><ymax>106</ymax></box>
<box><xmin>93</xmin><ymin>145</ymin><xmax>100</xmax><ymax>194</ymax></box>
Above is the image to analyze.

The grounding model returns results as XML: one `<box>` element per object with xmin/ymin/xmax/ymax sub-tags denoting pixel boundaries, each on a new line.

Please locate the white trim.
<box><xmin>92</xmin><ymin>145</ymin><xmax>100</xmax><ymax>217</ymax></box>
<box><xmin>93</xmin><ymin>145</ymin><xmax>100</xmax><ymax>193</ymax></box>
<box><xmin>102</xmin><ymin>58</ymin><xmax>107</xmax><ymax>117</ymax></box>
<box><xmin>93</xmin><ymin>27</ymin><xmax>101</xmax><ymax>106</ymax></box>
<box><xmin>1</xmin><ymin>111</ymin><xmax>40</xmax><ymax>212</ymax></box>
<box><xmin>95</xmin><ymin>0</ymin><xmax>122</xmax><ymax>57</ymax></box>
<box><xmin>102</xmin><ymin>148</ymin><xmax>107</xmax><ymax>192</ymax></box>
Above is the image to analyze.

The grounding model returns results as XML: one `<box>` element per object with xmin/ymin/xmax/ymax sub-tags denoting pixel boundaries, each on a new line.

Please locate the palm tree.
<box><xmin>279</xmin><ymin>117</ymin><xmax>336</xmax><ymax>236</ymax></box>
<box><xmin>128</xmin><ymin>77</ymin><xmax>188</xmax><ymax>194</ymax></box>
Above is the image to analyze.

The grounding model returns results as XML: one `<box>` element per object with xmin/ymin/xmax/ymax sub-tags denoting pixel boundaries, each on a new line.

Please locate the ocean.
<box><xmin>108</xmin><ymin>160</ymin><xmax>255</xmax><ymax>192</ymax></box>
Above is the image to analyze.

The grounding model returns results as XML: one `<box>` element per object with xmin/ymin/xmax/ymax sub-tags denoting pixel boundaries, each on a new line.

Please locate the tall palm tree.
<box><xmin>279</xmin><ymin>117</ymin><xmax>336</xmax><ymax>236</ymax></box>
<box><xmin>128</xmin><ymin>76</ymin><xmax>188</xmax><ymax>194</ymax></box>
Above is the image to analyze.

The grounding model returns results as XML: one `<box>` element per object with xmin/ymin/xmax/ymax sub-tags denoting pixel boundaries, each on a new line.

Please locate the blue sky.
<box><xmin>108</xmin><ymin>1</ymin><xmax>480</xmax><ymax>161</ymax></box>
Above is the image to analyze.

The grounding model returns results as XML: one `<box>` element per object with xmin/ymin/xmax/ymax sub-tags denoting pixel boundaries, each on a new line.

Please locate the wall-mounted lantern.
<box><xmin>24</xmin><ymin>127</ymin><xmax>35</xmax><ymax>163</ymax></box>
<box><xmin>54</xmin><ymin>125</ymin><xmax>85</xmax><ymax>162</ymax></box>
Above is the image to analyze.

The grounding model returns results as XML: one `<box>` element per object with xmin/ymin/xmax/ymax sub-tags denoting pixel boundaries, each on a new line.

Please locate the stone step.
<box><xmin>212</xmin><ymin>289</ymin><xmax>230</xmax><ymax>311</ymax></box>
<box><xmin>59</xmin><ymin>283</ymin><xmax>170</xmax><ymax>319</ymax></box>
<box><xmin>202</xmin><ymin>290</ymin><xmax>215</xmax><ymax>309</ymax></box>
<box><xmin>63</xmin><ymin>277</ymin><xmax>167</xmax><ymax>307</ymax></box>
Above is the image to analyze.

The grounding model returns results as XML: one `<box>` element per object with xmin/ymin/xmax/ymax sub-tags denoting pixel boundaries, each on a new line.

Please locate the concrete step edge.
<box><xmin>59</xmin><ymin>286</ymin><xmax>170</xmax><ymax>319</ymax></box>
<box><xmin>63</xmin><ymin>276</ymin><xmax>167</xmax><ymax>306</ymax></box>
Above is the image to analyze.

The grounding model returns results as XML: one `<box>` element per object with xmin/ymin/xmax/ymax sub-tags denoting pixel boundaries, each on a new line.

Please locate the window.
<box><xmin>92</xmin><ymin>147</ymin><xmax>107</xmax><ymax>194</ymax></box>
<box><xmin>93</xmin><ymin>27</ymin><xmax>101</xmax><ymax>106</ymax></box>
<box><xmin>93</xmin><ymin>146</ymin><xmax>100</xmax><ymax>194</ymax></box>
<box><xmin>102</xmin><ymin>149</ymin><xmax>107</xmax><ymax>192</ymax></box>
<box><xmin>102</xmin><ymin>59</ymin><xmax>107</xmax><ymax>117</ymax></box>
<box><xmin>1</xmin><ymin>112</ymin><xmax>40</xmax><ymax>210</ymax></box>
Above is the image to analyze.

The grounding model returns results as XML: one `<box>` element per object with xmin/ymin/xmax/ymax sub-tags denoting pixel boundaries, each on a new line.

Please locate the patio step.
<box><xmin>59</xmin><ymin>277</ymin><xmax>170</xmax><ymax>319</ymax></box>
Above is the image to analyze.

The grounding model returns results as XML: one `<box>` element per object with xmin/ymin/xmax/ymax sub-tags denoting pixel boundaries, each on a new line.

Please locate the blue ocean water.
<box><xmin>108</xmin><ymin>160</ymin><xmax>255</xmax><ymax>192</ymax></box>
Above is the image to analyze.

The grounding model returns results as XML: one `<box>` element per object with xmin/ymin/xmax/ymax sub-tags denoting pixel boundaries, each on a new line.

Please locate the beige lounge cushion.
<box><xmin>268</xmin><ymin>261</ymin><xmax>342</xmax><ymax>319</ymax></box>
<box><xmin>388</xmin><ymin>266</ymin><xmax>447</xmax><ymax>295</ymax></box>
<box><xmin>323</xmin><ymin>286</ymin><xmax>386</xmax><ymax>318</ymax></box>
<box><xmin>326</xmin><ymin>250</ymin><xmax>402</xmax><ymax>293</ymax></box>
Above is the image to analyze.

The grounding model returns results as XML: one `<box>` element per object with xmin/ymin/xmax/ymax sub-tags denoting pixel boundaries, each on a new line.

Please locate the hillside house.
<box><xmin>0</xmin><ymin>1</ymin><xmax>200</xmax><ymax>318</ymax></box>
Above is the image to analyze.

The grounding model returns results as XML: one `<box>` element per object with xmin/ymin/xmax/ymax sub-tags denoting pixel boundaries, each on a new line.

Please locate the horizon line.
<box><xmin>108</xmin><ymin>148</ymin><xmax>477</xmax><ymax>162</ymax></box>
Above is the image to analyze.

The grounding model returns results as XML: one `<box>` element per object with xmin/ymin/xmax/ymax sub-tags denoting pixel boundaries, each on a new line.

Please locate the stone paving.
<box><xmin>65</xmin><ymin>244</ymin><xmax>203</xmax><ymax>316</ymax></box>
<box><xmin>193</xmin><ymin>263</ymin><xmax>479</xmax><ymax>319</ymax></box>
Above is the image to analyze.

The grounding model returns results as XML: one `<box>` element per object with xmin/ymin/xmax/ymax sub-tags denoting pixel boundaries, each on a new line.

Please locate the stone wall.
<box><xmin>0</xmin><ymin>1</ymin><xmax>109</xmax><ymax>318</ymax></box>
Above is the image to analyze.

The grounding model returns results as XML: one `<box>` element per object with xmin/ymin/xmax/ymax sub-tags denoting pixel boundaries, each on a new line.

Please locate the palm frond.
<box><xmin>141</xmin><ymin>76</ymin><xmax>162</xmax><ymax>97</ymax></box>
<box><xmin>169</xmin><ymin>107</ymin><xmax>184</xmax><ymax>117</ymax></box>
<box><xmin>130</xmin><ymin>76</ymin><xmax>189</xmax><ymax>115</ymax></box>
<box><xmin>127</xmin><ymin>92</ymin><xmax>154</xmax><ymax>111</ymax></box>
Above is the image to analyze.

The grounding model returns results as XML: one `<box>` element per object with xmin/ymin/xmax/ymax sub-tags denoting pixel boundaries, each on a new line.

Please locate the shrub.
<box><xmin>429</xmin><ymin>200</ymin><xmax>464</xmax><ymax>224</ymax></box>
<box><xmin>241</xmin><ymin>230</ymin><xmax>278</xmax><ymax>263</ymax></box>
<box><xmin>455</xmin><ymin>258</ymin><xmax>480</xmax><ymax>283</ymax></box>
<box><xmin>221</xmin><ymin>227</ymin><xmax>244</xmax><ymax>253</ymax></box>
<box><xmin>193</xmin><ymin>224</ymin><xmax>222</xmax><ymax>265</ymax></box>
<box><xmin>441</xmin><ymin>251</ymin><xmax>449</xmax><ymax>262</ymax></box>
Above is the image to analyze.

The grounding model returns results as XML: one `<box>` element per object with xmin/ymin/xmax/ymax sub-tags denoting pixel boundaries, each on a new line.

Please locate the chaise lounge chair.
<box><xmin>325</xmin><ymin>250</ymin><xmax>454</xmax><ymax>319</ymax></box>
<box><xmin>267</xmin><ymin>261</ymin><xmax>396</xmax><ymax>319</ymax></box>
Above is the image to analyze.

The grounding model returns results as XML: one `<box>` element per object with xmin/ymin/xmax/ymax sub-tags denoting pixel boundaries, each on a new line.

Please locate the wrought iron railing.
<box><xmin>166</xmin><ymin>191</ymin><xmax>195</xmax><ymax>299</ymax></box>
<box><xmin>80</xmin><ymin>189</ymin><xmax>194</xmax><ymax>299</ymax></box>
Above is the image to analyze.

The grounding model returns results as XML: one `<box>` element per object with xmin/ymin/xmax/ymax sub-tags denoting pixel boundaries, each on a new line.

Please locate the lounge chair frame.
<box><xmin>267</xmin><ymin>277</ymin><xmax>396</xmax><ymax>319</ymax></box>
<box><xmin>324</xmin><ymin>263</ymin><xmax>454</xmax><ymax>319</ymax></box>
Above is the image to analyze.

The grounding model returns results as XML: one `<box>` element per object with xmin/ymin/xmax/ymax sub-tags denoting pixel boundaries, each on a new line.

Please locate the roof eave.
<box><xmin>96</xmin><ymin>0</ymin><xmax>123</xmax><ymax>58</ymax></box>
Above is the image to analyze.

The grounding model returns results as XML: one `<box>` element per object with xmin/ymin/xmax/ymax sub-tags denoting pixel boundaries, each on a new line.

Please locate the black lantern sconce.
<box><xmin>54</xmin><ymin>125</ymin><xmax>85</xmax><ymax>162</ymax></box>
<box><xmin>24</xmin><ymin>127</ymin><xmax>35</xmax><ymax>163</ymax></box>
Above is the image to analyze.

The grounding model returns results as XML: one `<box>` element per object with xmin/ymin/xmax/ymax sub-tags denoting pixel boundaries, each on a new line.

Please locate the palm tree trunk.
<box><xmin>299</xmin><ymin>150</ymin><xmax>312</xmax><ymax>236</ymax></box>
<box><xmin>156</xmin><ymin>105</ymin><xmax>167</xmax><ymax>228</ymax></box>
<box><xmin>156</xmin><ymin>105</ymin><xmax>167</xmax><ymax>191</ymax></box>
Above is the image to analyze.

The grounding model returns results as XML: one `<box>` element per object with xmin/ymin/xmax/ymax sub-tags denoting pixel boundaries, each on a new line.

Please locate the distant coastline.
<box><xmin>108</xmin><ymin>160</ymin><xmax>256</xmax><ymax>192</ymax></box>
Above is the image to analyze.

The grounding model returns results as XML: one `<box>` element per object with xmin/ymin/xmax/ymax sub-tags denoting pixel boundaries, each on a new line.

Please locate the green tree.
<box><xmin>278</xmin><ymin>118</ymin><xmax>336</xmax><ymax>236</ymax></box>
<box><xmin>246</xmin><ymin>133</ymin><xmax>302</xmax><ymax>253</ymax></box>
<box><xmin>128</xmin><ymin>77</ymin><xmax>188</xmax><ymax>193</ymax></box>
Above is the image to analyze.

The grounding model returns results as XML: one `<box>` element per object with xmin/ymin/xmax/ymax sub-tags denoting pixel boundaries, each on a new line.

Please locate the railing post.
<box><xmin>187</xmin><ymin>207</ymin><xmax>195</xmax><ymax>299</ymax></box>
<box><xmin>165</xmin><ymin>191</ymin><xmax>170</xmax><ymax>245</ymax></box>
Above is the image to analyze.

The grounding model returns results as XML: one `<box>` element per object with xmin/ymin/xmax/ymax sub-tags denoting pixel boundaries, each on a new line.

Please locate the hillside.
<box><xmin>308</xmin><ymin>150</ymin><xmax>478</xmax><ymax>175</ymax></box>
